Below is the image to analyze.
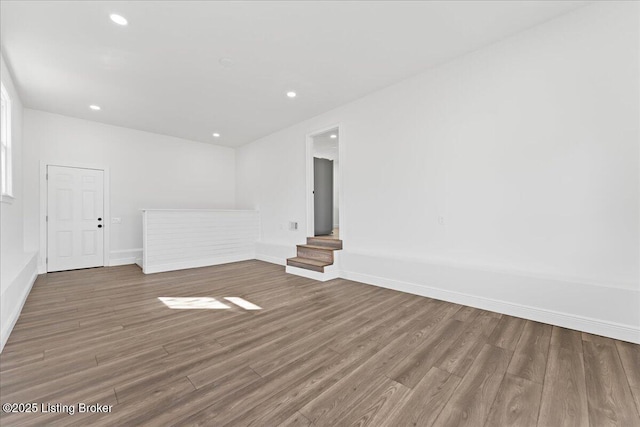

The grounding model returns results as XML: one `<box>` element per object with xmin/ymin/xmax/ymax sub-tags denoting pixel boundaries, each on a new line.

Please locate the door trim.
<box><xmin>305</xmin><ymin>124</ymin><xmax>345</xmax><ymax>241</ymax></box>
<box><xmin>39</xmin><ymin>161</ymin><xmax>110</xmax><ymax>273</ymax></box>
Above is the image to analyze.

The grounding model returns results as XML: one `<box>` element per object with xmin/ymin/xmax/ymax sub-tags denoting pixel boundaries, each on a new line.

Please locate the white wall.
<box><xmin>0</xmin><ymin>53</ymin><xmax>38</xmax><ymax>351</ymax></box>
<box><xmin>237</xmin><ymin>2</ymin><xmax>640</xmax><ymax>342</ymax></box>
<box><xmin>23</xmin><ymin>110</ymin><xmax>236</xmax><ymax>270</ymax></box>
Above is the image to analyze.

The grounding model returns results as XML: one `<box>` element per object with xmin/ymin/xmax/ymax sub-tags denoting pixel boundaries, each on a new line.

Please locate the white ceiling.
<box><xmin>0</xmin><ymin>1</ymin><xmax>587</xmax><ymax>147</ymax></box>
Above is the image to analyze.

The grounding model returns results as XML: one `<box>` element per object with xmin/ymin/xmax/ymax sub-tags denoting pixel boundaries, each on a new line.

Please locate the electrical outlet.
<box><xmin>438</xmin><ymin>216</ymin><xmax>445</xmax><ymax>225</ymax></box>
<box><xmin>112</xmin><ymin>217</ymin><xmax>122</xmax><ymax>224</ymax></box>
<box><xmin>289</xmin><ymin>221</ymin><xmax>298</xmax><ymax>231</ymax></box>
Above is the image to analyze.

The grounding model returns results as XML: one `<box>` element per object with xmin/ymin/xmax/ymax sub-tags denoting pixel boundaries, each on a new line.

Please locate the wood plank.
<box><xmin>218</xmin><ymin>342</ymin><xmax>388</xmax><ymax>427</ymax></box>
<box><xmin>452</xmin><ymin>305</ymin><xmax>480</xmax><ymax>322</ymax></box>
<box><xmin>0</xmin><ymin>350</ymin><xmax>44</xmax><ymax>371</ymax></box>
<box><xmin>183</xmin><ymin>347</ymin><xmax>341</xmax><ymax>426</ymax></box>
<box><xmin>301</xmin><ymin>374</ymin><xmax>394</xmax><ymax>426</ymax></box>
<box><xmin>507</xmin><ymin>320</ymin><xmax>552</xmax><ymax>384</ymax></box>
<box><xmin>0</xmin><ymin>351</ymin><xmax>98</xmax><ymax>392</ymax></box>
<box><xmin>119</xmin><ymin>365</ymin><xmax>264</xmax><ymax>426</ymax></box>
<box><xmin>385</xmin><ymin>367</ymin><xmax>461</xmax><ymax>427</ymax></box>
<box><xmin>326</xmin><ymin>304</ymin><xmax>421</xmax><ymax>355</ymax></box>
<box><xmin>550</xmin><ymin>326</ymin><xmax>583</xmax><ymax>352</ymax></box>
<box><xmin>615</xmin><ymin>340</ymin><xmax>640</xmax><ymax>418</ymax></box>
<box><xmin>583</xmin><ymin>339</ymin><xmax>640</xmax><ymax>426</ymax></box>
<box><xmin>538</xmin><ymin>345</ymin><xmax>588</xmax><ymax>426</ymax></box>
<box><xmin>325</xmin><ymin>378</ymin><xmax>410</xmax><ymax>427</ymax></box>
<box><xmin>279</xmin><ymin>411</ymin><xmax>312</xmax><ymax>427</ymax></box>
<box><xmin>298</xmin><ymin>336</ymin><xmax>411</xmax><ymax>424</ymax></box>
<box><xmin>65</xmin><ymin>377</ymin><xmax>196</xmax><ymax>426</ymax></box>
<box><xmin>484</xmin><ymin>373</ymin><xmax>542</xmax><ymax>427</ymax></box>
<box><xmin>432</xmin><ymin>344</ymin><xmax>511</xmax><ymax>426</ymax></box>
<box><xmin>437</xmin><ymin>311</ymin><xmax>500</xmax><ymax>377</ymax></box>
<box><xmin>488</xmin><ymin>316</ymin><xmax>526</xmax><ymax>351</ymax></box>
<box><xmin>388</xmin><ymin>318</ymin><xmax>467</xmax><ymax>388</ymax></box>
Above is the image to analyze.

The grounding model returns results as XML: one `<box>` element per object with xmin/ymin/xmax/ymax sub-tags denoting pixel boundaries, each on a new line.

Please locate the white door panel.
<box><xmin>47</xmin><ymin>166</ymin><xmax>104</xmax><ymax>272</ymax></box>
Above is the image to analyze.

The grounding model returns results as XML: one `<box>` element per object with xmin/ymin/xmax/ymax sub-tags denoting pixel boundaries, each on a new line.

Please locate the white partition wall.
<box><xmin>141</xmin><ymin>209</ymin><xmax>259</xmax><ymax>274</ymax></box>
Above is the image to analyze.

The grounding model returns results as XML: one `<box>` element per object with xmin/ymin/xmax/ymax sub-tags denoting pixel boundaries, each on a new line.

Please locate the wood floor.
<box><xmin>1</xmin><ymin>260</ymin><xmax>638</xmax><ymax>426</ymax></box>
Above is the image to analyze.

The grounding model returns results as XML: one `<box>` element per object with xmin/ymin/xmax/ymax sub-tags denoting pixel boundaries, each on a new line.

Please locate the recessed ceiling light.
<box><xmin>330</xmin><ymin>134</ymin><xmax>337</xmax><ymax>139</ymax></box>
<box><xmin>110</xmin><ymin>14</ymin><xmax>128</xmax><ymax>26</ymax></box>
<box><xmin>286</xmin><ymin>91</ymin><xmax>297</xmax><ymax>98</ymax></box>
<box><xmin>89</xmin><ymin>105</ymin><xmax>101</xmax><ymax>111</ymax></box>
<box><xmin>212</xmin><ymin>133</ymin><xmax>221</xmax><ymax>138</ymax></box>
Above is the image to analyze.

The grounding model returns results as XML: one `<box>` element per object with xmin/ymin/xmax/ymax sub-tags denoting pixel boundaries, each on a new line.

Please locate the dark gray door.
<box><xmin>314</xmin><ymin>157</ymin><xmax>333</xmax><ymax>236</ymax></box>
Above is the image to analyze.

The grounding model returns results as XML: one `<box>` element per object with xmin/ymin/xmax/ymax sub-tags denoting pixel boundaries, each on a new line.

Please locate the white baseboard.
<box><xmin>109</xmin><ymin>248</ymin><xmax>142</xmax><ymax>267</ymax></box>
<box><xmin>340</xmin><ymin>251</ymin><xmax>640</xmax><ymax>344</ymax></box>
<box><xmin>1</xmin><ymin>253</ymin><xmax>39</xmax><ymax>353</ymax></box>
<box><xmin>143</xmin><ymin>253</ymin><xmax>256</xmax><ymax>274</ymax></box>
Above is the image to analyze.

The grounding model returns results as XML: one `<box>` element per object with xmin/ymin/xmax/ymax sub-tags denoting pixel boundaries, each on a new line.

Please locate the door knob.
<box><xmin>98</xmin><ymin>217</ymin><xmax>102</xmax><ymax>221</ymax></box>
<box><xmin>98</xmin><ymin>224</ymin><xmax>103</xmax><ymax>228</ymax></box>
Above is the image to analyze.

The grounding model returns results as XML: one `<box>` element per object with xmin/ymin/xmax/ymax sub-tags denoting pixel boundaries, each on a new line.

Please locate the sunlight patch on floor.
<box><xmin>158</xmin><ymin>297</ymin><xmax>231</xmax><ymax>310</ymax></box>
<box><xmin>158</xmin><ymin>296</ymin><xmax>262</xmax><ymax>310</ymax></box>
<box><xmin>224</xmin><ymin>297</ymin><xmax>262</xmax><ymax>310</ymax></box>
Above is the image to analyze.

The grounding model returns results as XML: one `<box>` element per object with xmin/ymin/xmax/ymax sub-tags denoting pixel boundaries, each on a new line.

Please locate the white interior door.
<box><xmin>47</xmin><ymin>165</ymin><xmax>104</xmax><ymax>272</ymax></box>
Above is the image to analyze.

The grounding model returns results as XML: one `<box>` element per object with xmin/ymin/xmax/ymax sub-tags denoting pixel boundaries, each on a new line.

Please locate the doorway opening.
<box><xmin>307</xmin><ymin>126</ymin><xmax>340</xmax><ymax>239</ymax></box>
<box><xmin>286</xmin><ymin>125</ymin><xmax>343</xmax><ymax>278</ymax></box>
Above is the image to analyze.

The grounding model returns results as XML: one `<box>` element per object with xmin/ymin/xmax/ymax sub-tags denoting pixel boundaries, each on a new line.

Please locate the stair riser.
<box><xmin>286</xmin><ymin>259</ymin><xmax>324</xmax><ymax>273</ymax></box>
<box><xmin>306</xmin><ymin>238</ymin><xmax>342</xmax><ymax>249</ymax></box>
<box><xmin>297</xmin><ymin>247</ymin><xmax>333</xmax><ymax>263</ymax></box>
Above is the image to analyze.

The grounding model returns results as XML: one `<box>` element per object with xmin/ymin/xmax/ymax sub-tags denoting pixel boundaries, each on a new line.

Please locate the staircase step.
<box><xmin>296</xmin><ymin>245</ymin><xmax>334</xmax><ymax>263</ymax></box>
<box><xmin>306</xmin><ymin>237</ymin><xmax>343</xmax><ymax>250</ymax></box>
<box><xmin>286</xmin><ymin>257</ymin><xmax>331</xmax><ymax>273</ymax></box>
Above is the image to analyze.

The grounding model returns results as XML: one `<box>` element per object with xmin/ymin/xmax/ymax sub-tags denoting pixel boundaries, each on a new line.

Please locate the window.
<box><xmin>1</xmin><ymin>82</ymin><xmax>12</xmax><ymax>202</ymax></box>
